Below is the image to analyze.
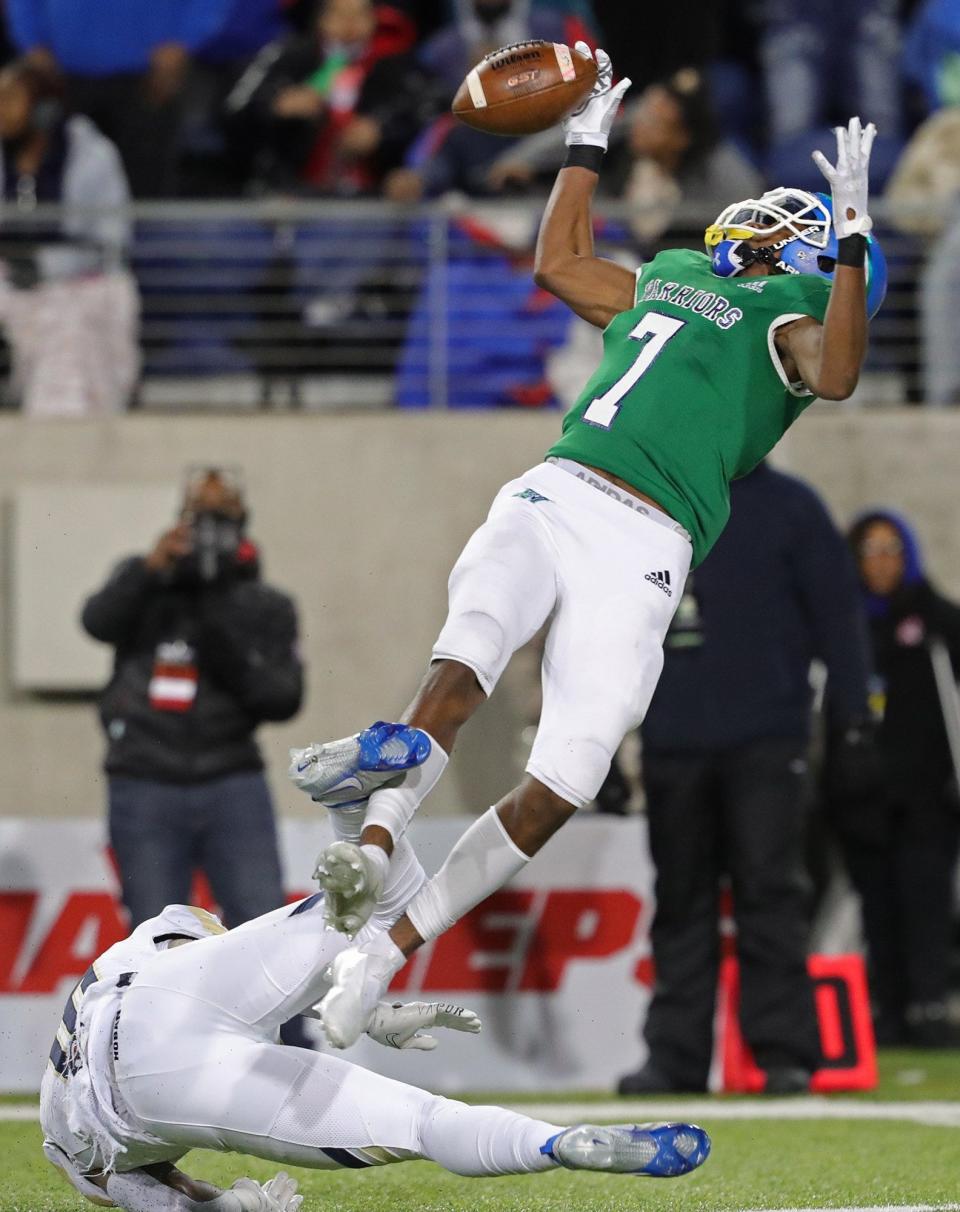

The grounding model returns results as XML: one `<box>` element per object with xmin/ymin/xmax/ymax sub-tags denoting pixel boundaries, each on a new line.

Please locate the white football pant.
<box><xmin>432</xmin><ymin>461</ymin><xmax>691</xmax><ymax>807</ymax></box>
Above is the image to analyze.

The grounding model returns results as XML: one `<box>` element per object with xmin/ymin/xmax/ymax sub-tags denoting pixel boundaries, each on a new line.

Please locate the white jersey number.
<box><xmin>582</xmin><ymin>312</ymin><xmax>686</xmax><ymax>429</ymax></box>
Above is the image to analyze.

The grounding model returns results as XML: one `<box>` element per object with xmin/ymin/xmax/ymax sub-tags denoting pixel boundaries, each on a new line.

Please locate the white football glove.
<box><xmin>812</xmin><ymin>116</ymin><xmax>876</xmax><ymax>238</ymax></box>
<box><xmin>231</xmin><ymin>1173</ymin><xmax>303</xmax><ymax>1212</ymax></box>
<box><xmin>366</xmin><ymin>999</ymin><xmax>482</xmax><ymax>1050</ymax></box>
<box><xmin>562</xmin><ymin>42</ymin><xmax>631</xmax><ymax>150</ymax></box>
<box><xmin>104</xmin><ymin>1168</ymin><xmax>302</xmax><ymax>1212</ymax></box>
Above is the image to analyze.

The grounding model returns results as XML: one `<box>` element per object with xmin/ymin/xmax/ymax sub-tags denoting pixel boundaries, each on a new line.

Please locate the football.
<box><xmin>452</xmin><ymin>40</ymin><xmax>598</xmax><ymax>136</ymax></box>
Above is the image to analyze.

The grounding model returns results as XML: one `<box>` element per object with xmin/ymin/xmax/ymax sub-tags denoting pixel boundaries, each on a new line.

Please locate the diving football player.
<box><xmin>40</xmin><ymin>833</ymin><xmax>709</xmax><ymax>1211</ymax></box>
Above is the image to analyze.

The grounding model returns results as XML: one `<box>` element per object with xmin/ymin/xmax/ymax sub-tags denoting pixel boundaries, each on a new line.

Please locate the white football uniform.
<box><xmin>432</xmin><ymin>459</ymin><xmax>692</xmax><ymax>806</ymax></box>
<box><xmin>40</xmin><ymin>897</ymin><xmax>560</xmax><ymax>1190</ymax></box>
<box><xmin>41</xmin><ymin>904</ymin><xmax>231</xmax><ymax>1174</ymax></box>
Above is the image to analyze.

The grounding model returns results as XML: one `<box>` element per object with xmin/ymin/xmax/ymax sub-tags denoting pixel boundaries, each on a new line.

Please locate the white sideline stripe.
<box><xmin>747</xmin><ymin>1207</ymin><xmax>960</xmax><ymax>1212</ymax></box>
<box><xmin>500</xmin><ymin>1098</ymin><xmax>960</xmax><ymax>1128</ymax></box>
<box><xmin>5</xmin><ymin>1097</ymin><xmax>960</xmax><ymax>1128</ymax></box>
<box><xmin>7</xmin><ymin>1100</ymin><xmax>960</xmax><ymax>1134</ymax></box>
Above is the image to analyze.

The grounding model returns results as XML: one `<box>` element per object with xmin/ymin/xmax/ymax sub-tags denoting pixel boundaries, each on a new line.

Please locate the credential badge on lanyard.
<box><xmin>149</xmin><ymin>640</ymin><xmax>198</xmax><ymax>713</ymax></box>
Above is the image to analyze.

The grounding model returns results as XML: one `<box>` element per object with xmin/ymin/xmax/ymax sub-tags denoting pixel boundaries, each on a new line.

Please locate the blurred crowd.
<box><xmin>0</xmin><ymin>0</ymin><xmax>941</xmax><ymax>203</ymax></box>
<box><xmin>1</xmin><ymin>0</ymin><xmax>960</xmax><ymax>409</ymax></box>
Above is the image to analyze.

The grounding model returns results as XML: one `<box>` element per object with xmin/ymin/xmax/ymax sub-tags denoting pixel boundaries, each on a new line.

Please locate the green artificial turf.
<box><xmin>5</xmin><ymin>1051</ymin><xmax>959</xmax><ymax>1211</ymax></box>
<box><xmin>5</xmin><ymin>1110</ymin><xmax>960</xmax><ymax>1212</ymax></box>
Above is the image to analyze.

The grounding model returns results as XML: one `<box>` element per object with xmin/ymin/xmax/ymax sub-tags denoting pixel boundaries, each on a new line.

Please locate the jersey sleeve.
<box><xmin>782</xmin><ymin>276</ymin><xmax>831</xmax><ymax>324</ymax></box>
<box><xmin>767</xmin><ymin>277</ymin><xmax>832</xmax><ymax>400</ymax></box>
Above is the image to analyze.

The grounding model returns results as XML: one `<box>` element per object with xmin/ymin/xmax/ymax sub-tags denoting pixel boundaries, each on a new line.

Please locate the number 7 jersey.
<box><xmin>545</xmin><ymin>247</ymin><xmax>832</xmax><ymax>566</ymax></box>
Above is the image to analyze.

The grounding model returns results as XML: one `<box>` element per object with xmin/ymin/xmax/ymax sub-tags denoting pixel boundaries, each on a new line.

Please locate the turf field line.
<box><xmin>746</xmin><ymin>1205</ymin><xmax>960</xmax><ymax>1212</ymax></box>
<box><xmin>0</xmin><ymin>1106</ymin><xmax>41</xmax><ymax>1120</ymax></box>
<box><xmin>4</xmin><ymin>1097</ymin><xmax>960</xmax><ymax>1127</ymax></box>
<box><xmin>499</xmin><ymin>1098</ymin><xmax>960</xmax><ymax>1127</ymax></box>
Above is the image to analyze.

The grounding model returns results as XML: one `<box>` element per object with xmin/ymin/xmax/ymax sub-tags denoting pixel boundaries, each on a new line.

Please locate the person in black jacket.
<box><xmin>617</xmin><ymin>462</ymin><xmax>874</xmax><ymax>1095</ymax></box>
<box><xmin>82</xmin><ymin>468</ymin><xmax>304</xmax><ymax>932</ymax></box>
<box><xmin>837</xmin><ymin>510</ymin><xmax>960</xmax><ymax>1046</ymax></box>
<box><xmin>224</xmin><ymin>0</ymin><xmax>435</xmax><ymax>195</ymax></box>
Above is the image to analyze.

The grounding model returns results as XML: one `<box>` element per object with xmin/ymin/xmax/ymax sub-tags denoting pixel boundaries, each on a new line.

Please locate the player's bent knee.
<box><xmin>432</xmin><ymin>608</ymin><xmax>512</xmax><ymax>695</ymax></box>
<box><xmin>528</xmin><ymin>734</ymin><xmax>624</xmax><ymax>810</ymax></box>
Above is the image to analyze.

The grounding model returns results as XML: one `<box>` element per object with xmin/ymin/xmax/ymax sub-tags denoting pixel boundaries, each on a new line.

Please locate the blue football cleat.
<box><xmin>289</xmin><ymin>721</ymin><xmax>432</xmax><ymax>808</ymax></box>
<box><xmin>544</xmin><ymin>1122</ymin><xmax>710</xmax><ymax>1177</ymax></box>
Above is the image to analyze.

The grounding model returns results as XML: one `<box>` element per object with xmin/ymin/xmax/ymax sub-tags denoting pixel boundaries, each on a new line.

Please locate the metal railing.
<box><xmin>0</xmin><ymin>198</ymin><xmax>938</xmax><ymax>410</ymax></box>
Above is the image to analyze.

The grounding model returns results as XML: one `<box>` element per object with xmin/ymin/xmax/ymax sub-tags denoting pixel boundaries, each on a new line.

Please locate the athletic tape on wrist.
<box><xmin>406</xmin><ymin>806</ymin><xmax>530</xmax><ymax>942</ymax></box>
<box><xmin>836</xmin><ymin>234</ymin><xmax>867</xmax><ymax>268</ymax></box>
<box><xmin>562</xmin><ymin>145</ymin><xmax>605</xmax><ymax>173</ymax></box>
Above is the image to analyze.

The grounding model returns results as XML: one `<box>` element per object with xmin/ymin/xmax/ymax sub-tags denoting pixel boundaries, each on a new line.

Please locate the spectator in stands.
<box><xmin>81</xmin><ymin>468</ymin><xmax>304</xmax><ymax>935</ymax></box>
<box><xmin>487</xmin><ymin>68</ymin><xmax>762</xmax><ymax>245</ymax></box>
<box><xmin>617</xmin><ymin>463</ymin><xmax>874</xmax><ymax>1095</ymax></box>
<box><xmin>225</xmin><ymin>0</ymin><xmax>424</xmax><ymax>195</ymax></box>
<box><xmin>903</xmin><ymin>0</ymin><xmax>960</xmax><ymax>113</ymax></box>
<box><xmin>417</xmin><ymin>0</ymin><xmax>589</xmax><ymax>100</ymax></box>
<box><xmin>759</xmin><ymin>0</ymin><xmax>902</xmax><ymax>190</ymax></box>
<box><xmin>589</xmin><ymin>0</ymin><xmax>718</xmax><ymax>98</ymax></box>
<box><xmin>833</xmin><ymin>511</ymin><xmax>960</xmax><ymax>1046</ymax></box>
<box><xmin>181</xmin><ymin>0</ymin><xmax>295</xmax><ymax>195</ymax></box>
<box><xmin>4</xmin><ymin>0</ymin><xmax>243</xmax><ymax>196</ymax></box>
<box><xmin>885</xmin><ymin>106</ymin><xmax>960</xmax><ymax>405</ymax></box>
<box><xmin>385</xmin><ymin>121</ymin><xmax>518</xmax><ymax>200</ymax></box>
<box><xmin>384</xmin><ymin>0</ymin><xmax>597</xmax><ymax>199</ymax></box>
<box><xmin>891</xmin><ymin>2</ymin><xmax>960</xmax><ymax>406</ymax></box>
<box><xmin>0</xmin><ymin>60</ymin><xmax>138</xmax><ymax>415</ymax></box>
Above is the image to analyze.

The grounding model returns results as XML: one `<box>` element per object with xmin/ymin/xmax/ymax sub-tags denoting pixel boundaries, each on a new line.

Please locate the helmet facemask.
<box><xmin>705</xmin><ymin>188</ymin><xmax>832</xmax><ymax>278</ymax></box>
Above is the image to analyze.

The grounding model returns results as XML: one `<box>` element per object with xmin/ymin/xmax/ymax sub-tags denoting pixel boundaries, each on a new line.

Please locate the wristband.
<box><xmin>562</xmin><ymin>145</ymin><xmax>605</xmax><ymax>173</ymax></box>
<box><xmin>836</xmin><ymin>234</ymin><xmax>866</xmax><ymax>268</ymax></box>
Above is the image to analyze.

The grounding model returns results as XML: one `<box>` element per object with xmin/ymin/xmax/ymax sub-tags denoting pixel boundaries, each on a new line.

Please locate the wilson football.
<box><xmin>452</xmin><ymin>40</ymin><xmax>598</xmax><ymax>136</ymax></box>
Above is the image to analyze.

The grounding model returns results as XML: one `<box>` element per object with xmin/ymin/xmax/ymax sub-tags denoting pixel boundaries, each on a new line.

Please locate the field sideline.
<box><xmin>4</xmin><ymin>1051</ymin><xmax>959</xmax><ymax>1212</ymax></box>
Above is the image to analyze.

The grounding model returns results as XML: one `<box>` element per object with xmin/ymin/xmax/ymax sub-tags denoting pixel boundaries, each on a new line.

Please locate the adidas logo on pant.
<box><xmin>645</xmin><ymin>569</ymin><xmax>672</xmax><ymax>596</ymax></box>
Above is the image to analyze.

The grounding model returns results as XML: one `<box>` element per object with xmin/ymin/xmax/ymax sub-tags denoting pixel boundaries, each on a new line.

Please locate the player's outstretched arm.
<box><xmin>777</xmin><ymin>117</ymin><xmax>875</xmax><ymax>400</ymax></box>
<box><xmin>533</xmin><ymin>45</ymin><xmax>634</xmax><ymax>328</ymax></box>
<box><xmin>104</xmin><ymin>1163</ymin><xmax>303</xmax><ymax>1211</ymax></box>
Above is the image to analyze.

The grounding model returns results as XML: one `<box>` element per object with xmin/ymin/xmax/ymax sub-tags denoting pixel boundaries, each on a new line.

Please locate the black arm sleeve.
<box><xmin>80</xmin><ymin>557</ymin><xmax>155</xmax><ymax>645</ymax></box>
<box><xmin>790</xmin><ymin>486</ymin><xmax>872</xmax><ymax>724</ymax></box>
<box><xmin>199</xmin><ymin>585</ymin><xmax>304</xmax><ymax>723</ymax></box>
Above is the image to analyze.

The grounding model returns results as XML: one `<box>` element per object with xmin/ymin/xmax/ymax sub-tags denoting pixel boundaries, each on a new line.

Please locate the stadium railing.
<box><xmin>0</xmin><ymin>198</ymin><xmax>930</xmax><ymax>411</ymax></box>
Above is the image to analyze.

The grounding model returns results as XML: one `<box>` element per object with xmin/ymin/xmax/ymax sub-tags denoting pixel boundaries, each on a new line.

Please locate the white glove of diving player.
<box><xmin>562</xmin><ymin>42</ymin><xmax>631</xmax><ymax>150</ymax></box>
<box><xmin>104</xmin><ymin>1166</ymin><xmax>303</xmax><ymax>1212</ymax></box>
<box><xmin>231</xmin><ymin>1173</ymin><xmax>303</xmax><ymax>1212</ymax></box>
<box><xmin>812</xmin><ymin>115</ymin><xmax>876</xmax><ymax>238</ymax></box>
<box><xmin>366</xmin><ymin>999</ymin><xmax>482</xmax><ymax>1050</ymax></box>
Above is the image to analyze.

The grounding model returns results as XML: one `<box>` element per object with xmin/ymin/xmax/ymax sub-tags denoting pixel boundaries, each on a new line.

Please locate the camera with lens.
<box><xmin>183</xmin><ymin>510</ymin><xmax>244</xmax><ymax>584</ymax></box>
<box><xmin>175</xmin><ymin>467</ymin><xmax>248</xmax><ymax>585</ymax></box>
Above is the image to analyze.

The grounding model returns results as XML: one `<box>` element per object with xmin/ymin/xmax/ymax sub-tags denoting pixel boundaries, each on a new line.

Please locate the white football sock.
<box><xmin>419</xmin><ymin>1097</ymin><xmax>560</xmax><ymax>1176</ymax></box>
<box><xmin>405</xmin><ymin>806</ymin><xmax>530</xmax><ymax>942</ymax></box>
<box><xmin>367</xmin><ymin>838</ymin><xmax>426</xmax><ymax>929</ymax></box>
<box><xmin>363</xmin><ymin>727</ymin><xmax>450</xmax><ymax>843</ymax></box>
<box><xmin>327</xmin><ymin>803</ymin><xmax>366</xmax><ymax>843</ymax></box>
<box><xmin>363</xmin><ymin>733</ymin><xmax>448</xmax><ymax>844</ymax></box>
<box><xmin>325</xmin><ymin>804</ymin><xmax>426</xmax><ymax>927</ymax></box>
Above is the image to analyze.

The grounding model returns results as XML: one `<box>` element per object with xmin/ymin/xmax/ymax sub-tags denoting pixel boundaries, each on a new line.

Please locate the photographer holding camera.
<box><xmin>81</xmin><ymin>468</ymin><xmax>304</xmax><ymax>933</ymax></box>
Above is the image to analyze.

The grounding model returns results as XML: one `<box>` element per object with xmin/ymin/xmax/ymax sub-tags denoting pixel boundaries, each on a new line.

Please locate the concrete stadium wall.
<box><xmin>0</xmin><ymin>407</ymin><xmax>958</xmax><ymax>823</ymax></box>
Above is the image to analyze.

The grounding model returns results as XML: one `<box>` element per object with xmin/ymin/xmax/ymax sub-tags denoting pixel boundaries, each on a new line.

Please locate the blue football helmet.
<box><xmin>704</xmin><ymin>187</ymin><xmax>887</xmax><ymax>319</ymax></box>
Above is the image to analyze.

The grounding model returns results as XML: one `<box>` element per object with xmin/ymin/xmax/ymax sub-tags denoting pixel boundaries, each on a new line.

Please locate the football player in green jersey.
<box><xmin>290</xmin><ymin>46</ymin><xmax>886</xmax><ymax>1048</ymax></box>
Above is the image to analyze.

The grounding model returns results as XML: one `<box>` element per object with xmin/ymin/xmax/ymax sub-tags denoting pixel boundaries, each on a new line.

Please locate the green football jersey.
<box><xmin>546</xmin><ymin>247</ymin><xmax>832</xmax><ymax>566</ymax></box>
